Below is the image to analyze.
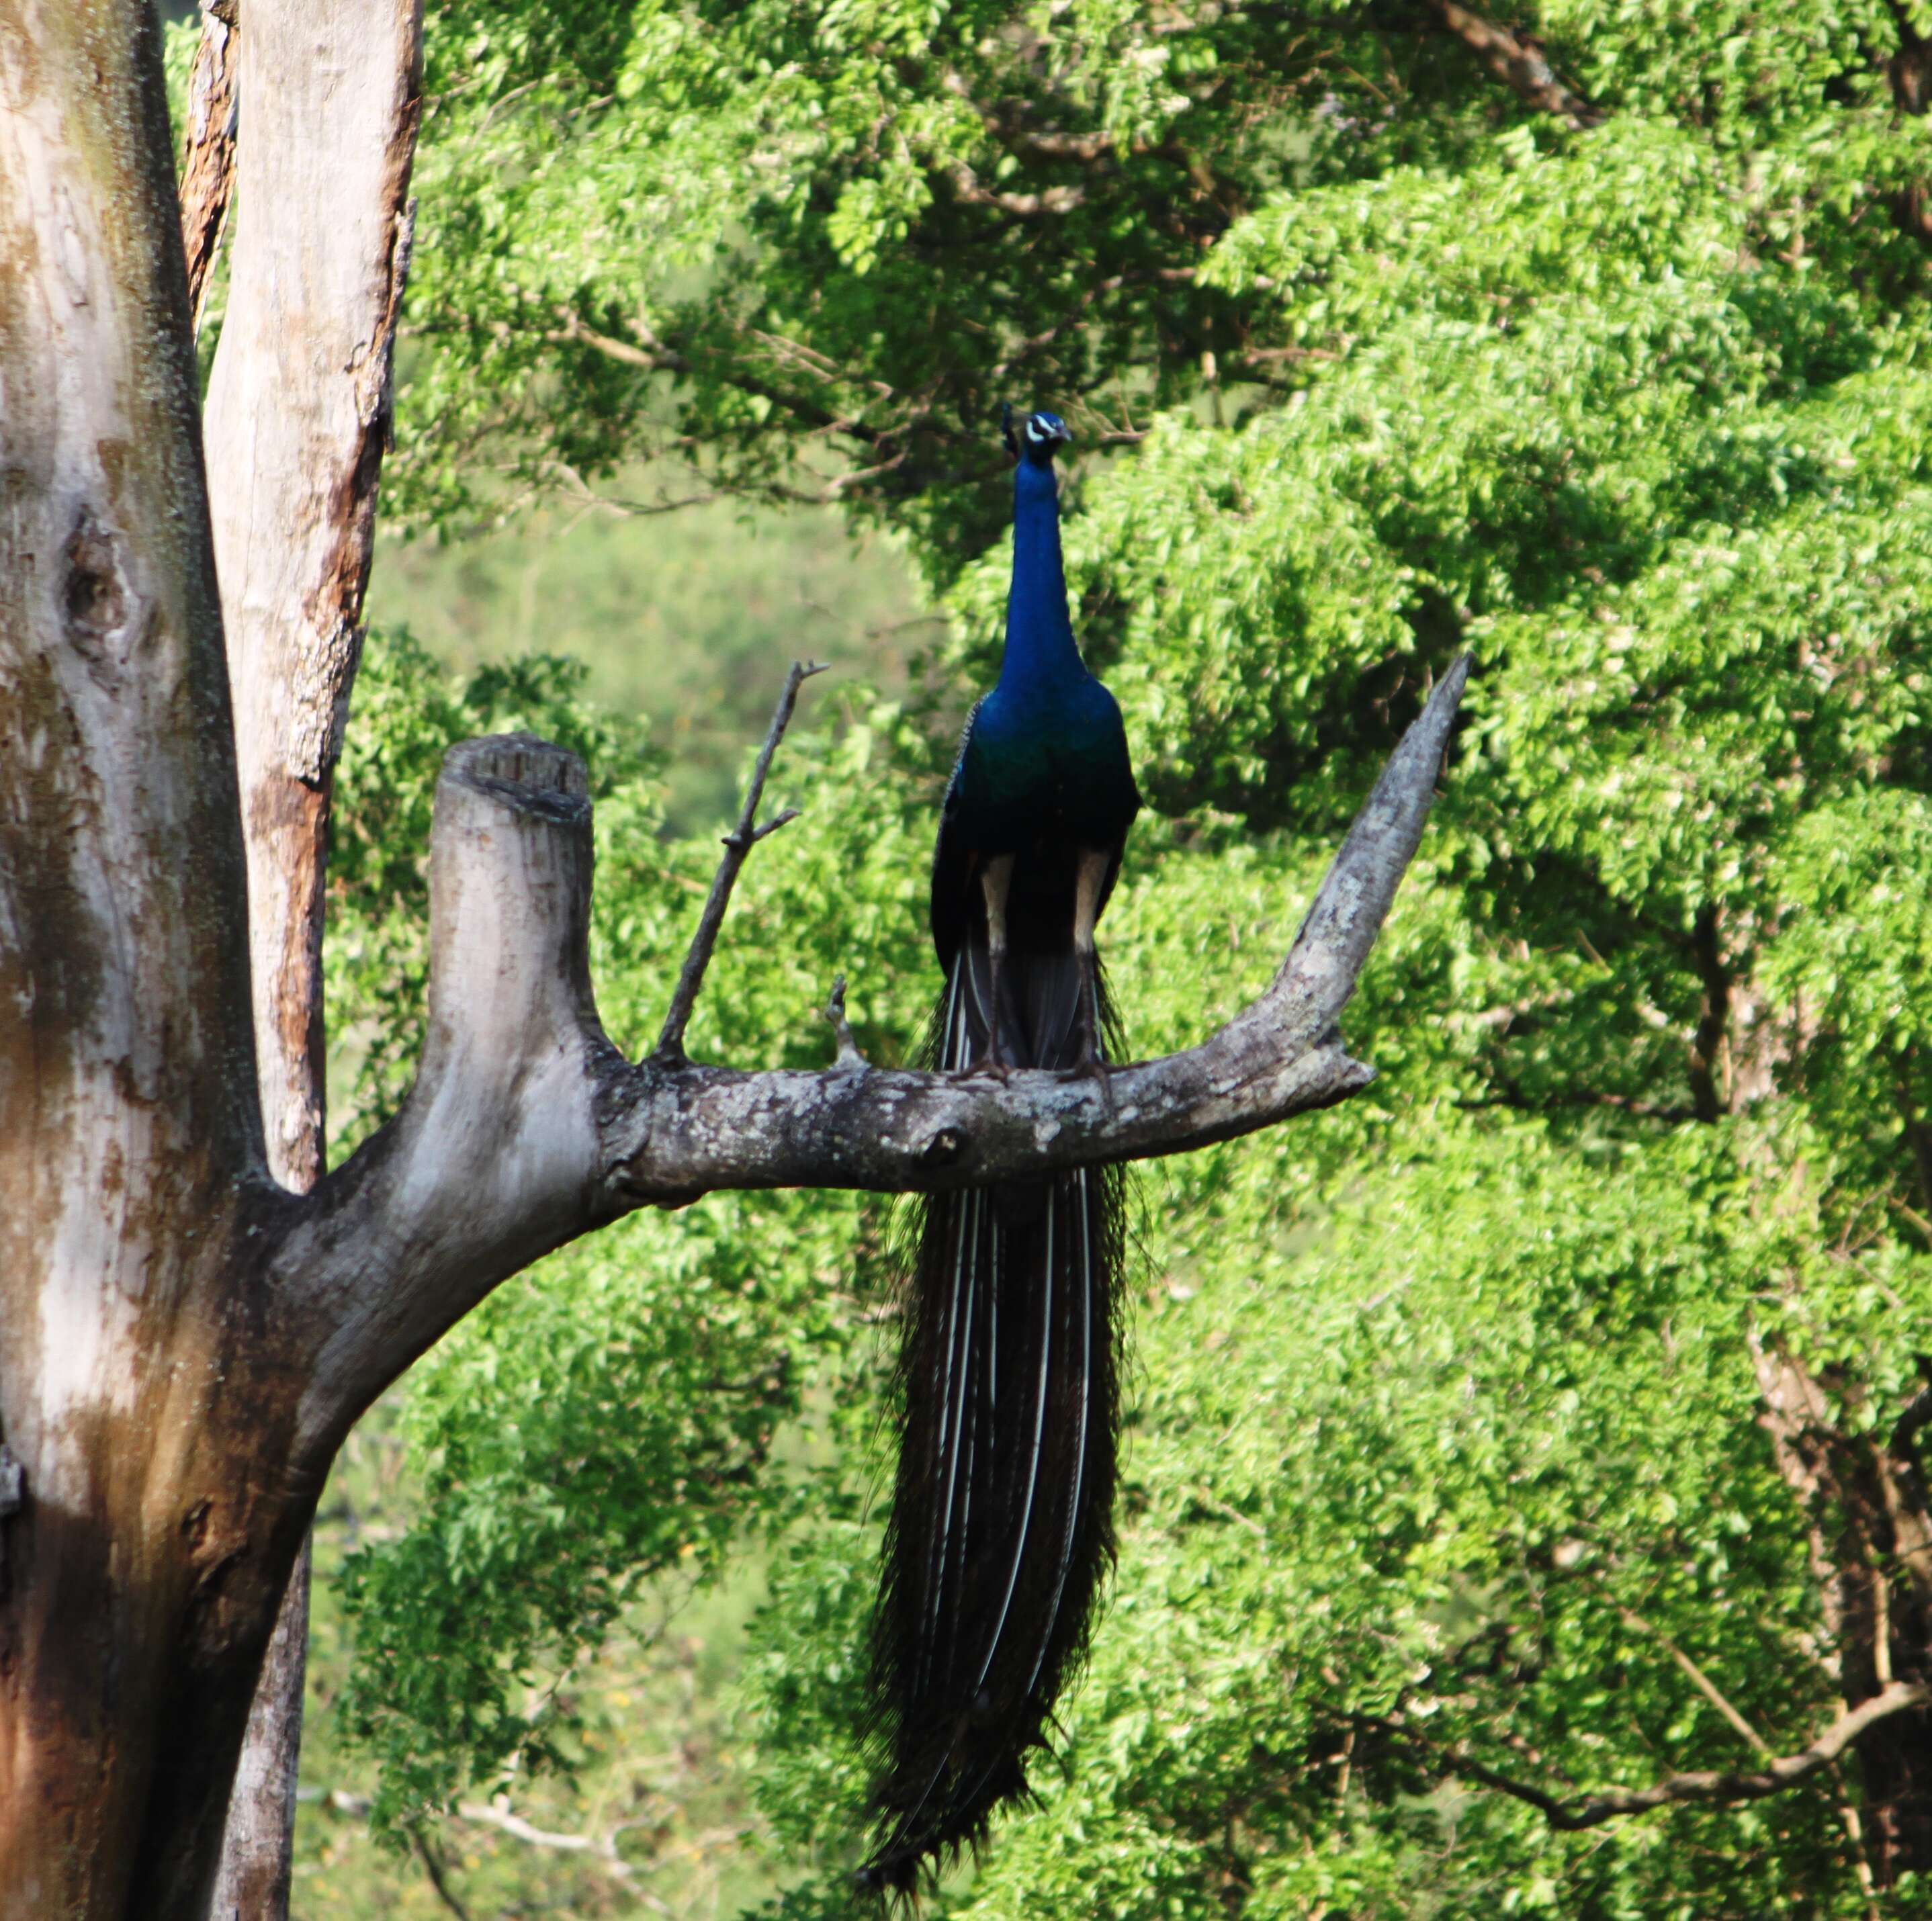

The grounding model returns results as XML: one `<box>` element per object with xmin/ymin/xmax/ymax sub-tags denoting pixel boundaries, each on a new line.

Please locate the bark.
<box><xmin>197</xmin><ymin>4</ymin><xmax>423</xmax><ymax>1913</ymax></box>
<box><xmin>208</xmin><ymin>1542</ymin><xmax>308</xmax><ymax>1921</ymax></box>
<box><xmin>1753</xmin><ymin>1334</ymin><xmax>1932</xmax><ymax>1885</ymax></box>
<box><xmin>201</xmin><ymin>0</ymin><xmax>421</xmax><ymax>1199</ymax></box>
<box><xmin>0</xmin><ymin>3</ymin><xmax>292</xmax><ymax>1914</ymax></box>
<box><xmin>175</xmin><ymin>0</ymin><xmax>236</xmax><ymax>332</ymax></box>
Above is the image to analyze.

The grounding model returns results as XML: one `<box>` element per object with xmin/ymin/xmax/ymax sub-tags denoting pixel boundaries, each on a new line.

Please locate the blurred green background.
<box><xmin>371</xmin><ymin>498</ymin><xmax>929</xmax><ymax>832</ymax></box>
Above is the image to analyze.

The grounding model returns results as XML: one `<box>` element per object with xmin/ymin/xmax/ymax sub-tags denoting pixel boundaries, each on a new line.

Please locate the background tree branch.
<box><xmin>1429</xmin><ymin>2</ymin><xmax>1605</xmax><ymax>128</ymax></box>
<box><xmin>1387</xmin><ymin>1682</ymin><xmax>1931</xmax><ymax>1831</ymax></box>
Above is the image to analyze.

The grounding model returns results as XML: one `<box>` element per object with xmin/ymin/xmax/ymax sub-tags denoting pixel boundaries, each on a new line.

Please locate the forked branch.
<box><xmin>277</xmin><ymin>659</ymin><xmax>1469</xmax><ymax>1457</ymax></box>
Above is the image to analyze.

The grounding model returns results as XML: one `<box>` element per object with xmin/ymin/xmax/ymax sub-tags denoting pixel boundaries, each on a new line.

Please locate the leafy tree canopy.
<box><xmin>300</xmin><ymin>1</ymin><xmax>1932</xmax><ymax>1913</ymax></box>
<box><xmin>390</xmin><ymin>0</ymin><xmax>1932</xmax><ymax>580</ymax></box>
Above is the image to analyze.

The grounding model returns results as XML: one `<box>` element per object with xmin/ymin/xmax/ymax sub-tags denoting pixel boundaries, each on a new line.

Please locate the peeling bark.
<box><xmin>202</xmin><ymin>0</ymin><xmax>421</xmax><ymax>1198</ymax></box>
<box><xmin>176</xmin><ymin>0</ymin><xmax>236</xmax><ymax>331</ymax></box>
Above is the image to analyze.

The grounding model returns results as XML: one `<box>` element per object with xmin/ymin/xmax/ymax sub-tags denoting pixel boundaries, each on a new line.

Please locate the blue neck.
<box><xmin>999</xmin><ymin>459</ymin><xmax>1082</xmax><ymax>692</ymax></box>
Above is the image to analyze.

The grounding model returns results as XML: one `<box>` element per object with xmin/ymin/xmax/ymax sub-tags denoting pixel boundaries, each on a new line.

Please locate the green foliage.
<box><xmin>719</xmin><ymin>21</ymin><xmax>1932</xmax><ymax>1918</ymax></box>
<box><xmin>161</xmin><ymin>13</ymin><xmax>198</xmax><ymax>130</ymax></box>
<box><xmin>945</xmin><ymin>1123</ymin><xmax>1864</xmax><ymax>1921</ymax></box>
<box><xmin>332</xmin><ymin>1194</ymin><xmax>818</xmax><ymax>1824</ymax></box>
<box><xmin>389</xmin><ymin>0</ymin><xmax>1932</xmax><ymax>591</ymax></box>
<box><xmin>298</xmin><ymin>1408</ymin><xmax>792</xmax><ymax>1916</ymax></box>
<box><xmin>387</xmin><ymin>0</ymin><xmax>1477</xmax><ymax>576</ymax></box>
<box><xmin>308</xmin><ymin>1</ymin><xmax>1932</xmax><ymax>1912</ymax></box>
<box><xmin>325</xmin><ymin>629</ymin><xmax>932</xmax><ymax>1833</ymax></box>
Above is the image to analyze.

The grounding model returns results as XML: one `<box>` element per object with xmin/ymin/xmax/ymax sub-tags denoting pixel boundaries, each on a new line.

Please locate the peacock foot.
<box><xmin>1070</xmin><ymin>1041</ymin><xmax>1115</xmax><ymax>1115</ymax></box>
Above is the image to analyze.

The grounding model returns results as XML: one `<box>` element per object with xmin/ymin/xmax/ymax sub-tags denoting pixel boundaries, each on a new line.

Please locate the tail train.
<box><xmin>861</xmin><ymin>936</ymin><xmax>1125</xmax><ymax>1893</ymax></box>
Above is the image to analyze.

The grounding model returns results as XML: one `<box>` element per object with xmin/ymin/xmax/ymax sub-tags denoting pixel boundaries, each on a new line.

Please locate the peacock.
<box><xmin>862</xmin><ymin>408</ymin><xmax>1141</xmax><ymax>1893</ymax></box>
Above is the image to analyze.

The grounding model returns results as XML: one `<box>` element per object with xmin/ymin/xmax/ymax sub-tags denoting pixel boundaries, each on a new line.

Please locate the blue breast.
<box><xmin>943</xmin><ymin>429</ymin><xmax>1139</xmax><ymax>856</ymax></box>
<box><xmin>962</xmin><ymin>680</ymin><xmax>1129</xmax><ymax>834</ymax></box>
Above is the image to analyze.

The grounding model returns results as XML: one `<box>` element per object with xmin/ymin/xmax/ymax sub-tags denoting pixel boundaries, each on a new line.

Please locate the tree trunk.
<box><xmin>0</xmin><ymin>4</ymin><xmax>301</xmax><ymax>1912</ymax></box>
<box><xmin>1752</xmin><ymin>1337</ymin><xmax>1932</xmax><ymax>1887</ymax></box>
<box><xmin>208</xmin><ymin>1541</ymin><xmax>308</xmax><ymax>1921</ymax></box>
<box><xmin>202</xmin><ymin>0</ymin><xmax>420</xmax><ymax>1202</ymax></box>
<box><xmin>195</xmin><ymin>3</ymin><xmax>422</xmax><ymax>1912</ymax></box>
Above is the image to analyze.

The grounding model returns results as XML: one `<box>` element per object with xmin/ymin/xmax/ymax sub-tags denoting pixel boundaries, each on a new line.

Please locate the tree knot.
<box><xmin>62</xmin><ymin>508</ymin><xmax>131</xmax><ymax>666</ymax></box>
<box><xmin>920</xmin><ymin>1126</ymin><xmax>965</xmax><ymax>1167</ymax></box>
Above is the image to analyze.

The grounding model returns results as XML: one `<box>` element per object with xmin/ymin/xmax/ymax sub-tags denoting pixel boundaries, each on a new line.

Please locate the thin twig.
<box><xmin>454</xmin><ymin>1799</ymin><xmax>635</xmax><ymax>1879</ymax></box>
<box><xmin>824</xmin><ymin>974</ymin><xmax>869</xmax><ymax>1071</ymax></box>
<box><xmin>1188</xmin><ymin>1484</ymin><xmax>1267</xmax><ymax>1538</ymax></box>
<box><xmin>653</xmin><ymin>661</ymin><xmax>828</xmax><ymax>1062</ymax></box>
<box><xmin>1588</xmin><ymin>1579</ymin><xmax>1771</xmax><ymax>1755</ymax></box>
<box><xmin>1353</xmin><ymin>1274</ymin><xmax>1417</xmax><ymax>1317</ymax></box>
<box><xmin>411</xmin><ymin>1830</ymin><xmax>476</xmax><ymax>1921</ymax></box>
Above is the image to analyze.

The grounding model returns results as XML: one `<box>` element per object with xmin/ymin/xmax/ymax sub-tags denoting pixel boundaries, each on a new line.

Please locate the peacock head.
<box><xmin>1002</xmin><ymin>406</ymin><xmax>1073</xmax><ymax>471</ymax></box>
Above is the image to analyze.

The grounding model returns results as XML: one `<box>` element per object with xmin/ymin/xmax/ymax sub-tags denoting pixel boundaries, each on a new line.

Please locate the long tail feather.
<box><xmin>863</xmin><ymin>949</ymin><xmax>1125</xmax><ymax>1893</ymax></box>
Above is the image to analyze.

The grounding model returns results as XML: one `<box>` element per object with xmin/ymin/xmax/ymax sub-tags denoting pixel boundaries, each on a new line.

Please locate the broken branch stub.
<box><xmin>288</xmin><ymin>735</ymin><xmax>621</xmax><ymax>1452</ymax></box>
<box><xmin>284</xmin><ymin>663</ymin><xmax>1468</xmax><ymax>1427</ymax></box>
<box><xmin>428</xmin><ymin>733</ymin><xmax>602</xmax><ymax>1066</ymax></box>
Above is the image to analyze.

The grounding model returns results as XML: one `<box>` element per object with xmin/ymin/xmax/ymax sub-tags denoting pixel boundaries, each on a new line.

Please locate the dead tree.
<box><xmin>0</xmin><ymin>4</ymin><xmax>1464</xmax><ymax>1917</ymax></box>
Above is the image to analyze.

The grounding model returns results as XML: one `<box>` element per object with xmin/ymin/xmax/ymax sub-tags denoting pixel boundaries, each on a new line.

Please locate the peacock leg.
<box><xmin>1072</xmin><ymin>848</ymin><xmax>1110</xmax><ymax>1087</ymax></box>
<box><xmin>977</xmin><ymin>854</ymin><xmax>1016</xmax><ymax>1075</ymax></box>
